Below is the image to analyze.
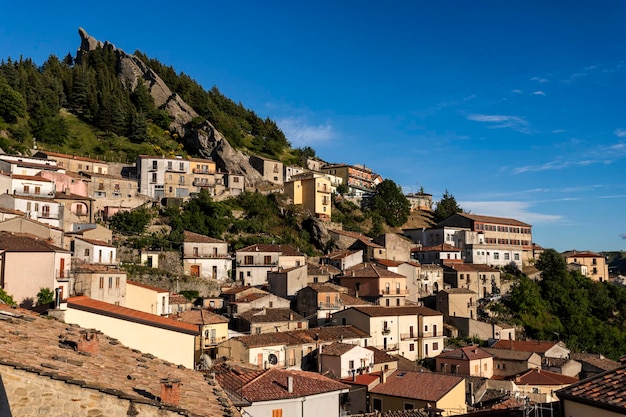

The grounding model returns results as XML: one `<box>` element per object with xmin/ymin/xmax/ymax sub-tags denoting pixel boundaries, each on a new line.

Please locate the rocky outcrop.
<box><xmin>303</xmin><ymin>218</ymin><xmax>337</xmax><ymax>253</ymax></box>
<box><xmin>76</xmin><ymin>28</ymin><xmax>266</xmax><ymax>186</ymax></box>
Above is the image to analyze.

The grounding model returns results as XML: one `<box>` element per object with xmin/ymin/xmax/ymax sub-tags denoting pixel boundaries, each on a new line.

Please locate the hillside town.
<box><xmin>0</xmin><ymin>149</ymin><xmax>623</xmax><ymax>417</ymax></box>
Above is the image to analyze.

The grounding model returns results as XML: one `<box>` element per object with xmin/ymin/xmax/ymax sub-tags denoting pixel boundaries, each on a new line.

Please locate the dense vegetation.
<box><xmin>490</xmin><ymin>249</ymin><xmax>626</xmax><ymax>360</ymax></box>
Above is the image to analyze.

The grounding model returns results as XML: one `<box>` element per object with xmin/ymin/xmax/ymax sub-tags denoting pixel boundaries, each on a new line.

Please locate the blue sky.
<box><xmin>2</xmin><ymin>1</ymin><xmax>626</xmax><ymax>252</ymax></box>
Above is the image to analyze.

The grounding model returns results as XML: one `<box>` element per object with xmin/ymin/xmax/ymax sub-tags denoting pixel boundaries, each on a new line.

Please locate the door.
<box><xmin>59</xmin><ymin>258</ymin><xmax>65</xmax><ymax>279</ymax></box>
<box><xmin>190</xmin><ymin>265</ymin><xmax>200</xmax><ymax>277</ymax></box>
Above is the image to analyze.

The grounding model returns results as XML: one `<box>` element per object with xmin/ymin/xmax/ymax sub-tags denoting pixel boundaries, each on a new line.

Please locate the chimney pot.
<box><xmin>160</xmin><ymin>378</ymin><xmax>182</xmax><ymax>406</ymax></box>
<box><xmin>77</xmin><ymin>330</ymin><xmax>99</xmax><ymax>355</ymax></box>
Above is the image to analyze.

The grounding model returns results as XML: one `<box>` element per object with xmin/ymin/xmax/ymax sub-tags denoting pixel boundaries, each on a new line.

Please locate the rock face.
<box><xmin>76</xmin><ymin>28</ymin><xmax>265</xmax><ymax>186</ymax></box>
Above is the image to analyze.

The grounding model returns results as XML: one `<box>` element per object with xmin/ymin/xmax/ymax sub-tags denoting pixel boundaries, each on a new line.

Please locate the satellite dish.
<box><xmin>268</xmin><ymin>354</ymin><xmax>278</xmax><ymax>365</ymax></box>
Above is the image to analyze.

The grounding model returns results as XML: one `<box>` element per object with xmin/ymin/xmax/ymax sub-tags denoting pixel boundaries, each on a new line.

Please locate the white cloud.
<box><xmin>614</xmin><ymin>129</ymin><xmax>626</xmax><ymax>138</ymax></box>
<box><xmin>459</xmin><ymin>200</ymin><xmax>563</xmax><ymax>224</ymax></box>
<box><xmin>466</xmin><ymin>113</ymin><xmax>530</xmax><ymax>133</ymax></box>
<box><xmin>532</xmin><ymin>90</ymin><xmax>546</xmax><ymax>96</ymax></box>
<box><xmin>512</xmin><ymin>159</ymin><xmax>602</xmax><ymax>174</ymax></box>
<box><xmin>621</xmin><ymin>233</ymin><xmax>626</xmax><ymax>240</ymax></box>
<box><xmin>276</xmin><ymin>117</ymin><xmax>334</xmax><ymax>147</ymax></box>
<box><xmin>511</xmin><ymin>89</ymin><xmax>523</xmax><ymax>94</ymax></box>
<box><xmin>531</xmin><ymin>77</ymin><xmax>550</xmax><ymax>83</ymax></box>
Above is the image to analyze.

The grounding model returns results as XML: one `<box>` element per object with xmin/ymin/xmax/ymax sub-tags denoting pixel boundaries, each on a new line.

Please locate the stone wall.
<box><xmin>1</xmin><ymin>366</ymin><xmax>185</xmax><ymax>417</ymax></box>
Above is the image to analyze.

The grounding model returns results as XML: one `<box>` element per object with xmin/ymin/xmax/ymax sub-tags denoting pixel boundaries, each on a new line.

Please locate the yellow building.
<box><xmin>563</xmin><ymin>250</ymin><xmax>609</xmax><ymax>282</ymax></box>
<box><xmin>285</xmin><ymin>172</ymin><xmax>332</xmax><ymax>221</ymax></box>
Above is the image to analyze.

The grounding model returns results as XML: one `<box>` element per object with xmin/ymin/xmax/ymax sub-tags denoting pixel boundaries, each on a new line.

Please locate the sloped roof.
<box><xmin>126</xmin><ymin>280</ymin><xmax>170</xmax><ymax>293</ymax></box>
<box><xmin>562</xmin><ymin>250</ymin><xmax>604</xmax><ymax>258</ymax></box>
<box><xmin>365</xmin><ymin>346</ymin><xmax>397</xmax><ymax>364</ymax></box>
<box><xmin>0</xmin><ymin>231</ymin><xmax>69</xmax><ymax>253</ymax></box>
<box><xmin>509</xmin><ymin>368</ymin><xmax>578</xmax><ymax>385</ymax></box>
<box><xmin>75</xmin><ymin>236</ymin><xmax>115</xmax><ymax>248</ymax></box>
<box><xmin>445</xmin><ymin>263</ymin><xmax>500</xmax><ymax>273</ymax></box>
<box><xmin>570</xmin><ymin>353</ymin><xmax>620</xmax><ymax>372</ymax></box>
<box><xmin>344</xmin><ymin>305</ymin><xmax>442</xmax><ymax>318</ymax></box>
<box><xmin>67</xmin><ymin>296</ymin><xmax>199</xmax><ymax>335</ymax></box>
<box><xmin>342</xmin><ymin>263</ymin><xmax>406</xmax><ymax>279</ymax></box>
<box><xmin>0</xmin><ymin>304</ymin><xmax>235</xmax><ymax>417</ymax></box>
<box><xmin>237</xmin><ymin>243</ymin><xmax>303</xmax><ymax>256</ymax></box>
<box><xmin>238</xmin><ymin>308</ymin><xmax>304</xmax><ymax>323</ymax></box>
<box><xmin>490</xmin><ymin>339</ymin><xmax>564</xmax><ymax>354</ymax></box>
<box><xmin>183</xmin><ymin>230</ymin><xmax>225</xmax><ymax>244</ymax></box>
<box><xmin>439</xmin><ymin>288</ymin><xmax>477</xmax><ymax>295</ymax></box>
<box><xmin>320</xmin><ymin>342</ymin><xmax>361</xmax><ymax>357</ymax></box>
<box><xmin>411</xmin><ymin>243</ymin><xmax>461</xmax><ymax>252</ymax></box>
<box><xmin>230</xmin><ymin>325</ymin><xmax>369</xmax><ymax>348</ymax></box>
<box><xmin>176</xmin><ymin>309</ymin><xmax>229</xmax><ymax>325</ymax></box>
<box><xmin>451</xmin><ymin>213</ymin><xmax>531</xmax><ymax>227</ymax></box>
<box><xmin>307</xmin><ymin>263</ymin><xmax>341</xmax><ymax>275</ymax></box>
<box><xmin>437</xmin><ymin>346</ymin><xmax>492</xmax><ymax>361</ymax></box>
<box><xmin>240</xmin><ymin>368</ymin><xmax>349</xmax><ymax>402</ymax></box>
<box><xmin>370</xmin><ymin>370</ymin><xmax>464</xmax><ymax>402</ymax></box>
<box><xmin>481</xmin><ymin>347</ymin><xmax>538</xmax><ymax>361</ymax></box>
<box><xmin>556</xmin><ymin>363</ymin><xmax>626</xmax><ymax>413</ymax></box>
<box><xmin>376</xmin><ymin>259</ymin><xmax>405</xmax><ymax>267</ymax></box>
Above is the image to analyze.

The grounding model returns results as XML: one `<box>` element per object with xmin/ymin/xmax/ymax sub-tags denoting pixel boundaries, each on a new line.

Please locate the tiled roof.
<box><xmin>221</xmin><ymin>285</ymin><xmax>255</xmax><ymax>295</ymax></box>
<box><xmin>562</xmin><ymin>250</ymin><xmax>604</xmax><ymax>258</ymax></box>
<box><xmin>481</xmin><ymin>347</ymin><xmax>537</xmax><ymax>361</ymax></box>
<box><xmin>305</xmin><ymin>282</ymin><xmax>348</xmax><ymax>293</ymax></box>
<box><xmin>490</xmin><ymin>339</ymin><xmax>563</xmax><ymax>354</ymax></box>
<box><xmin>346</xmin><ymin>305</ymin><xmax>442</xmax><ymax>318</ymax></box>
<box><xmin>230</xmin><ymin>325</ymin><xmax>369</xmax><ymax>348</ymax></box>
<box><xmin>238</xmin><ymin>308</ymin><xmax>304</xmax><ymax>323</ymax></box>
<box><xmin>454</xmin><ymin>213</ymin><xmax>531</xmax><ymax>227</ymax></box>
<box><xmin>7</xmin><ymin>173</ymin><xmax>54</xmax><ymax>182</ymax></box>
<box><xmin>445</xmin><ymin>263</ymin><xmax>500</xmax><ymax>273</ymax></box>
<box><xmin>376</xmin><ymin>259</ymin><xmax>405</xmax><ymax>267</ymax></box>
<box><xmin>339</xmin><ymin>372</ymin><xmax>382</xmax><ymax>386</ymax></box>
<box><xmin>307</xmin><ymin>263</ymin><xmax>341</xmax><ymax>275</ymax></box>
<box><xmin>176</xmin><ymin>309</ymin><xmax>229</xmax><ymax>325</ymax></box>
<box><xmin>411</xmin><ymin>243</ymin><xmax>461</xmax><ymax>252</ymax></box>
<box><xmin>439</xmin><ymin>288</ymin><xmax>477</xmax><ymax>295</ymax></box>
<box><xmin>38</xmin><ymin>150</ymin><xmax>104</xmax><ymax>163</ymax></box>
<box><xmin>240</xmin><ymin>368</ymin><xmax>349</xmax><ymax>402</ymax></box>
<box><xmin>340</xmin><ymin>294</ymin><xmax>373</xmax><ymax>306</ymax></box>
<box><xmin>325</xmin><ymin>249</ymin><xmax>363</xmax><ymax>260</ymax></box>
<box><xmin>67</xmin><ymin>296</ymin><xmax>199</xmax><ymax>335</ymax></box>
<box><xmin>0</xmin><ymin>231</ymin><xmax>69</xmax><ymax>253</ymax></box>
<box><xmin>320</xmin><ymin>342</ymin><xmax>360</xmax><ymax>356</ymax></box>
<box><xmin>570</xmin><ymin>353</ymin><xmax>620</xmax><ymax>371</ymax></box>
<box><xmin>370</xmin><ymin>370</ymin><xmax>464</xmax><ymax>402</ymax></box>
<box><xmin>126</xmin><ymin>280</ymin><xmax>170</xmax><ymax>293</ymax></box>
<box><xmin>556</xmin><ymin>363</ymin><xmax>626</xmax><ymax>413</ymax></box>
<box><xmin>3</xmin><ymin>160</ymin><xmax>64</xmax><ymax>170</ymax></box>
<box><xmin>233</xmin><ymin>293</ymin><xmax>270</xmax><ymax>303</ymax></box>
<box><xmin>437</xmin><ymin>346</ymin><xmax>492</xmax><ymax>361</ymax></box>
<box><xmin>74</xmin><ymin>263</ymin><xmax>124</xmax><ymax>273</ymax></box>
<box><xmin>509</xmin><ymin>368</ymin><xmax>578</xmax><ymax>385</ymax></box>
<box><xmin>0</xmin><ymin>206</ymin><xmax>24</xmax><ymax>215</ymax></box>
<box><xmin>75</xmin><ymin>236</ymin><xmax>115</xmax><ymax>248</ymax></box>
<box><xmin>0</xmin><ymin>304</ymin><xmax>237</xmax><ymax>417</ymax></box>
<box><xmin>342</xmin><ymin>263</ymin><xmax>406</xmax><ymax>279</ymax></box>
<box><xmin>237</xmin><ymin>244</ymin><xmax>303</xmax><ymax>256</ymax></box>
<box><xmin>365</xmin><ymin>346</ymin><xmax>397</xmax><ymax>364</ymax></box>
<box><xmin>421</xmin><ymin>263</ymin><xmax>443</xmax><ymax>270</ymax></box>
<box><xmin>183</xmin><ymin>230</ymin><xmax>225</xmax><ymax>244</ymax></box>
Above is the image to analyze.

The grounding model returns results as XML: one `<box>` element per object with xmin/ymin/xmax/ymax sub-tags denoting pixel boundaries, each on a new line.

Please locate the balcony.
<box><xmin>193</xmin><ymin>179</ymin><xmax>214</xmax><ymax>187</ymax></box>
<box><xmin>318</xmin><ymin>302</ymin><xmax>343</xmax><ymax>309</ymax></box>
<box><xmin>192</xmin><ymin>167</ymin><xmax>215</xmax><ymax>174</ymax></box>
<box><xmin>203</xmin><ymin>335</ymin><xmax>227</xmax><ymax>348</ymax></box>
<box><xmin>382</xmin><ymin>327</ymin><xmax>391</xmax><ymax>335</ymax></box>
<box><xmin>237</xmin><ymin>261</ymin><xmax>278</xmax><ymax>267</ymax></box>
<box><xmin>13</xmin><ymin>190</ymin><xmax>55</xmax><ymax>198</ymax></box>
<box><xmin>317</xmin><ymin>186</ymin><xmax>331</xmax><ymax>193</ymax></box>
<box><xmin>400</xmin><ymin>333</ymin><xmax>417</xmax><ymax>340</ymax></box>
<box><xmin>380</xmin><ymin>343</ymin><xmax>398</xmax><ymax>352</ymax></box>
<box><xmin>55</xmin><ymin>269</ymin><xmax>73</xmax><ymax>281</ymax></box>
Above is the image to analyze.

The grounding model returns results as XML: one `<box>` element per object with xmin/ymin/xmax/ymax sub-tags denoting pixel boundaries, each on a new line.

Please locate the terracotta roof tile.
<box><xmin>570</xmin><ymin>353</ymin><xmax>620</xmax><ymax>371</ymax></box>
<box><xmin>126</xmin><ymin>280</ymin><xmax>170</xmax><ymax>293</ymax></box>
<box><xmin>454</xmin><ymin>213</ymin><xmax>531</xmax><ymax>227</ymax></box>
<box><xmin>365</xmin><ymin>346</ymin><xmax>397</xmax><ymax>364</ymax></box>
<box><xmin>230</xmin><ymin>325</ymin><xmax>369</xmax><ymax>348</ymax></box>
<box><xmin>0</xmin><ymin>231</ymin><xmax>69</xmax><ymax>253</ymax></box>
<box><xmin>175</xmin><ymin>309</ymin><xmax>229</xmax><ymax>325</ymax></box>
<box><xmin>67</xmin><ymin>296</ymin><xmax>199</xmax><ymax>335</ymax></box>
<box><xmin>237</xmin><ymin>244</ymin><xmax>303</xmax><ymax>256</ymax></box>
<box><xmin>346</xmin><ymin>305</ymin><xmax>442</xmax><ymax>318</ymax></box>
<box><xmin>509</xmin><ymin>368</ymin><xmax>578</xmax><ymax>385</ymax></box>
<box><xmin>75</xmin><ymin>236</ymin><xmax>115</xmax><ymax>247</ymax></box>
<box><xmin>556</xmin><ymin>363</ymin><xmax>626</xmax><ymax>412</ymax></box>
<box><xmin>183</xmin><ymin>230</ymin><xmax>225</xmax><ymax>244</ymax></box>
<box><xmin>240</xmin><ymin>368</ymin><xmax>349</xmax><ymax>402</ymax></box>
<box><xmin>238</xmin><ymin>308</ymin><xmax>304</xmax><ymax>323</ymax></box>
<box><xmin>370</xmin><ymin>370</ymin><xmax>464</xmax><ymax>402</ymax></box>
<box><xmin>320</xmin><ymin>342</ymin><xmax>359</xmax><ymax>356</ymax></box>
<box><xmin>437</xmin><ymin>346</ymin><xmax>492</xmax><ymax>361</ymax></box>
<box><xmin>0</xmin><ymin>304</ymin><xmax>237</xmax><ymax>417</ymax></box>
<box><xmin>342</xmin><ymin>263</ymin><xmax>406</xmax><ymax>279</ymax></box>
<box><xmin>490</xmin><ymin>339</ymin><xmax>562</xmax><ymax>354</ymax></box>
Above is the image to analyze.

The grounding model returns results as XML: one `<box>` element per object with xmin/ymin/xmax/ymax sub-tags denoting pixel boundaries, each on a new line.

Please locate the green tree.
<box><xmin>110</xmin><ymin>208</ymin><xmax>153</xmax><ymax>235</ymax></box>
<box><xmin>368</xmin><ymin>179</ymin><xmax>411</xmax><ymax>227</ymax></box>
<box><xmin>36</xmin><ymin>287</ymin><xmax>55</xmax><ymax>306</ymax></box>
<box><xmin>433</xmin><ymin>189</ymin><xmax>462</xmax><ymax>223</ymax></box>
<box><xmin>0</xmin><ymin>78</ymin><xmax>27</xmax><ymax>123</ymax></box>
<box><xmin>0</xmin><ymin>288</ymin><xmax>15</xmax><ymax>305</ymax></box>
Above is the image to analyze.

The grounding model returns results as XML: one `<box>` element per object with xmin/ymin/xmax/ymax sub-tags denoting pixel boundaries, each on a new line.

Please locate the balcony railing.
<box><xmin>203</xmin><ymin>335</ymin><xmax>227</xmax><ymax>347</ymax></box>
<box><xmin>14</xmin><ymin>190</ymin><xmax>55</xmax><ymax>198</ymax></box>
<box><xmin>236</xmin><ymin>261</ymin><xmax>278</xmax><ymax>266</ymax></box>
<box><xmin>193</xmin><ymin>179</ymin><xmax>215</xmax><ymax>187</ymax></box>
<box><xmin>318</xmin><ymin>302</ymin><xmax>343</xmax><ymax>309</ymax></box>
<box><xmin>382</xmin><ymin>328</ymin><xmax>391</xmax><ymax>335</ymax></box>
<box><xmin>192</xmin><ymin>168</ymin><xmax>216</xmax><ymax>174</ymax></box>
<box><xmin>379</xmin><ymin>343</ymin><xmax>398</xmax><ymax>352</ymax></box>
<box><xmin>400</xmin><ymin>333</ymin><xmax>417</xmax><ymax>340</ymax></box>
<box><xmin>55</xmin><ymin>269</ymin><xmax>73</xmax><ymax>281</ymax></box>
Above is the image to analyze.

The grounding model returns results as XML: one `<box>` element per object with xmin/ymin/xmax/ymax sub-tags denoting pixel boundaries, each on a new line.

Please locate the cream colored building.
<box><xmin>284</xmin><ymin>172</ymin><xmax>332</xmax><ymax>220</ymax></box>
<box><xmin>435</xmin><ymin>346</ymin><xmax>493</xmax><ymax>378</ymax></box>
<box><xmin>332</xmin><ymin>306</ymin><xmax>445</xmax><ymax>361</ymax></box>
<box><xmin>182</xmin><ymin>231</ymin><xmax>232</xmax><ymax>280</ymax></box>
<box><xmin>72</xmin><ymin>264</ymin><xmax>127</xmax><ymax>306</ymax></box>
<box><xmin>34</xmin><ymin>150</ymin><xmax>110</xmax><ymax>174</ymax></box>
<box><xmin>60</xmin><ymin>296</ymin><xmax>199</xmax><ymax>368</ymax></box>
<box><xmin>175</xmin><ymin>309</ymin><xmax>229</xmax><ymax>357</ymax></box>
<box><xmin>563</xmin><ymin>250</ymin><xmax>609</xmax><ymax>282</ymax></box>
<box><xmin>125</xmin><ymin>280</ymin><xmax>170</xmax><ymax>315</ymax></box>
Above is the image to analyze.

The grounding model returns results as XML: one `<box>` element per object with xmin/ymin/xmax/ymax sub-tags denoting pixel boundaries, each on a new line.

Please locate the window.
<box><xmin>349</xmin><ymin>360</ymin><xmax>355</xmax><ymax>369</ymax></box>
<box><xmin>233</xmin><ymin>176</ymin><xmax>239</xmax><ymax>183</ymax></box>
<box><xmin>474</xmin><ymin>365</ymin><xmax>479</xmax><ymax>373</ymax></box>
<box><xmin>255</xmin><ymin>327</ymin><xmax>261</xmax><ymax>334</ymax></box>
<box><xmin>244</xmin><ymin>255</ymin><xmax>254</xmax><ymax>265</ymax></box>
<box><xmin>504</xmin><ymin>253</ymin><xmax>510</xmax><ymax>260</ymax></box>
<box><xmin>108</xmin><ymin>277</ymin><xmax>113</xmax><ymax>288</ymax></box>
<box><xmin>440</xmin><ymin>363</ymin><xmax>446</xmax><ymax>372</ymax></box>
<box><xmin>115</xmin><ymin>277</ymin><xmax>120</xmax><ymax>288</ymax></box>
<box><xmin>152</xmin><ymin>161</ymin><xmax>158</xmax><ymax>170</ymax></box>
<box><xmin>151</xmin><ymin>173</ymin><xmax>157</xmax><ymax>183</ymax></box>
<box><xmin>409</xmin><ymin>343</ymin><xmax>415</xmax><ymax>351</ymax></box>
<box><xmin>23</xmin><ymin>185</ymin><xmax>30</xmax><ymax>193</ymax></box>
<box><xmin>514</xmin><ymin>253</ymin><xmax>520</xmax><ymax>261</ymax></box>
<box><xmin>493</xmin><ymin>253</ymin><xmax>500</xmax><ymax>260</ymax></box>
<box><xmin>84</xmin><ymin>249</ymin><xmax>90</xmax><ymax>256</ymax></box>
<box><xmin>404</xmin><ymin>403</ymin><xmax>414</xmax><ymax>410</ymax></box>
<box><xmin>264</xmin><ymin>255</ymin><xmax>272</xmax><ymax>264</ymax></box>
<box><xmin>99</xmin><ymin>277</ymin><xmax>104</xmax><ymax>289</ymax></box>
<box><xmin>34</xmin><ymin>186</ymin><xmax>41</xmax><ymax>194</ymax></box>
<box><xmin>26</xmin><ymin>202</ymin><xmax>31</xmax><ymax>211</ymax></box>
<box><xmin>433</xmin><ymin>342</ymin><xmax>439</xmax><ymax>351</ymax></box>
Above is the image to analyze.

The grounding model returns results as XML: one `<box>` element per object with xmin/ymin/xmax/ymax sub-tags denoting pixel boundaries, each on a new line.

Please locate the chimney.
<box><xmin>160</xmin><ymin>378</ymin><xmax>182</xmax><ymax>406</ymax></box>
<box><xmin>380</xmin><ymin>371</ymin><xmax>387</xmax><ymax>384</ymax></box>
<box><xmin>287</xmin><ymin>376</ymin><xmax>293</xmax><ymax>393</ymax></box>
<box><xmin>77</xmin><ymin>330</ymin><xmax>99</xmax><ymax>355</ymax></box>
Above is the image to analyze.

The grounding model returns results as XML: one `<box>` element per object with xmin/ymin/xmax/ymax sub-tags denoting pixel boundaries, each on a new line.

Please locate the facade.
<box><xmin>294</xmin><ymin>283</ymin><xmax>371</xmax><ymax>327</ymax></box>
<box><xmin>137</xmin><ymin>155</ymin><xmax>192</xmax><ymax>200</ymax></box>
<box><xmin>323</xmin><ymin>249</ymin><xmax>364</xmax><ymax>271</ymax></box>
<box><xmin>0</xmin><ymin>193</ymin><xmax>63</xmax><ymax>228</ymax></box>
<box><xmin>0</xmin><ymin>216</ymin><xmax>65</xmax><ymax>247</ymax></box>
<box><xmin>237</xmin><ymin>308</ymin><xmax>308</xmax><ymax>334</ymax></box>
<box><xmin>369</xmin><ymin>370</ymin><xmax>467</xmax><ymax>416</ymax></box>
<box><xmin>490</xmin><ymin>339</ymin><xmax>571</xmax><ymax>359</ymax></box>
<box><xmin>332</xmin><ymin>306</ymin><xmax>445</xmax><ymax>361</ymax></box>
<box><xmin>175</xmin><ymin>309</ymin><xmax>229</xmax><ymax>357</ymax></box>
<box><xmin>411</xmin><ymin>243</ymin><xmax>463</xmax><ymax>265</ymax></box>
<box><xmin>72</xmin><ymin>264</ymin><xmax>127</xmax><ymax>306</ymax></box>
<box><xmin>372</xmin><ymin>233</ymin><xmax>412</xmax><ymax>263</ymax></box>
<box><xmin>443</xmin><ymin>263</ymin><xmax>501</xmax><ymax>299</ymax></box>
<box><xmin>0</xmin><ymin>231</ymin><xmax>72</xmax><ymax>307</ymax></box>
<box><xmin>284</xmin><ymin>172</ymin><xmax>332</xmax><ymax>220</ymax></box>
<box><xmin>563</xmin><ymin>250</ymin><xmax>610</xmax><ymax>282</ymax></box>
<box><xmin>182</xmin><ymin>230</ymin><xmax>232</xmax><ymax>280</ymax></box>
<box><xmin>58</xmin><ymin>296</ymin><xmax>199</xmax><ymax>368</ymax></box>
<box><xmin>339</xmin><ymin>263</ymin><xmax>408</xmax><ymax>306</ymax></box>
<box><xmin>436</xmin><ymin>288</ymin><xmax>479</xmax><ymax>320</ymax></box>
<box><xmin>405</xmin><ymin>192</ymin><xmax>433</xmax><ymax>211</ymax></box>
<box><xmin>125</xmin><ymin>280</ymin><xmax>171</xmax><ymax>316</ymax></box>
<box><xmin>507</xmin><ymin>368</ymin><xmax>578</xmax><ymax>403</ymax></box>
<box><xmin>435</xmin><ymin>346</ymin><xmax>494</xmax><ymax>378</ymax></box>
<box><xmin>321</xmin><ymin>163</ymin><xmax>377</xmax><ymax>197</ymax></box>
<box><xmin>33</xmin><ymin>150</ymin><xmax>109</xmax><ymax>174</ymax></box>
<box><xmin>267</xmin><ymin>265</ymin><xmax>308</xmax><ymax>298</ymax></box>
<box><xmin>235</xmin><ymin>244</ymin><xmax>305</xmax><ymax>286</ymax></box>
<box><xmin>72</xmin><ymin>236</ymin><xmax>117</xmax><ymax>265</ymax></box>
<box><xmin>249</xmin><ymin>155</ymin><xmax>283</xmax><ymax>185</ymax></box>
<box><xmin>482</xmin><ymin>347</ymin><xmax>543</xmax><ymax>378</ymax></box>
<box><xmin>78</xmin><ymin>171</ymin><xmax>146</xmax><ymax>220</ymax></box>
<box><xmin>318</xmin><ymin>342</ymin><xmax>375</xmax><ymax>379</ymax></box>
